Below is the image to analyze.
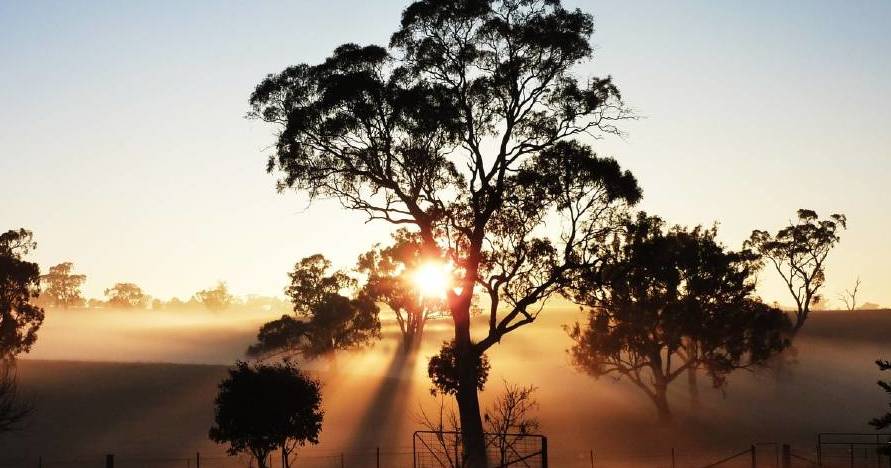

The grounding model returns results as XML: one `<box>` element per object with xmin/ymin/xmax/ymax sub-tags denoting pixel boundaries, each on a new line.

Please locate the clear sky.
<box><xmin>1</xmin><ymin>0</ymin><xmax>889</xmax><ymax>307</ymax></box>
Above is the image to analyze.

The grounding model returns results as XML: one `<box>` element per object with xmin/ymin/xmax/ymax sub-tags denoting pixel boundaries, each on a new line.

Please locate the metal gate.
<box><xmin>412</xmin><ymin>431</ymin><xmax>548</xmax><ymax>468</ymax></box>
<box><xmin>817</xmin><ymin>433</ymin><xmax>891</xmax><ymax>467</ymax></box>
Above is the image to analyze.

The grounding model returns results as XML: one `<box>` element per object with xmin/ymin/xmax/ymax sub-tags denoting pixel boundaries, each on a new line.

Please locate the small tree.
<box><xmin>104</xmin><ymin>282</ymin><xmax>149</xmax><ymax>309</ymax></box>
<box><xmin>484</xmin><ymin>381</ymin><xmax>540</xmax><ymax>466</ymax></box>
<box><xmin>567</xmin><ymin>214</ymin><xmax>791</xmax><ymax>422</ymax></box>
<box><xmin>747</xmin><ymin>209</ymin><xmax>846</xmax><ymax>332</ymax></box>
<box><xmin>209</xmin><ymin>361</ymin><xmax>323</xmax><ymax>468</ymax></box>
<box><xmin>194</xmin><ymin>281</ymin><xmax>236</xmax><ymax>312</ymax></box>
<box><xmin>358</xmin><ymin>230</ymin><xmax>449</xmax><ymax>350</ymax></box>
<box><xmin>39</xmin><ymin>262</ymin><xmax>87</xmax><ymax>308</ymax></box>
<box><xmin>838</xmin><ymin>277</ymin><xmax>861</xmax><ymax>312</ymax></box>
<box><xmin>247</xmin><ymin>255</ymin><xmax>380</xmax><ymax>363</ymax></box>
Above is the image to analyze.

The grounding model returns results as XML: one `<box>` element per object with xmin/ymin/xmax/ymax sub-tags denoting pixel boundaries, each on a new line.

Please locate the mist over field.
<box><xmin>3</xmin><ymin>306</ymin><xmax>888</xmax><ymax>467</ymax></box>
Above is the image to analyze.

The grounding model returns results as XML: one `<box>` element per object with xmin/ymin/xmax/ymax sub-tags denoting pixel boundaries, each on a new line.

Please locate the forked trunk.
<box><xmin>653</xmin><ymin>380</ymin><xmax>673</xmax><ymax>425</ymax></box>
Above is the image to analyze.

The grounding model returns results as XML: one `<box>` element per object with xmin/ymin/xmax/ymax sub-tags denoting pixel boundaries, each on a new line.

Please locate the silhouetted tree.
<box><xmin>249</xmin><ymin>1</ymin><xmax>640</xmax><ymax>461</ymax></box>
<box><xmin>39</xmin><ymin>262</ymin><xmax>86</xmax><ymax>308</ymax></box>
<box><xmin>838</xmin><ymin>277</ymin><xmax>861</xmax><ymax>312</ymax></box>
<box><xmin>104</xmin><ymin>282</ymin><xmax>148</xmax><ymax>309</ymax></box>
<box><xmin>485</xmin><ymin>381</ymin><xmax>540</xmax><ymax>466</ymax></box>
<box><xmin>358</xmin><ymin>230</ymin><xmax>449</xmax><ymax>350</ymax></box>
<box><xmin>747</xmin><ymin>209</ymin><xmax>846</xmax><ymax>332</ymax></box>
<box><xmin>194</xmin><ymin>281</ymin><xmax>236</xmax><ymax>312</ymax></box>
<box><xmin>209</xmin><ymin>361</ymin><xmax>323</xmax><ymax>468</ymax></box>
<box><xmin>0</xmin><ymin>229</ymin><xmax>43</xmax><ymax>435</ymax></box>
<box><xmin>247</xmin><ymin>255</ymin><xmax>380</xmax><ymax>363</ymax></box>
<box><xmin>567</xmin><ymin>214</ymin><xmax>791</xmax><ymax>422</ymax></box>
<box><xmin>0</xmin><ymin>229</ymin><xmax>44</xmax><ymax>360</ymax></box>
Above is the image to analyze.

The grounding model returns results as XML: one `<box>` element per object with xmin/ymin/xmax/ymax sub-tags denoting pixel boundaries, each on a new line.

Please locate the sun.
<box><xmin>412</xmin><ymin>261</ymin><xmax>452</xmax><ymax>299</ymax></box>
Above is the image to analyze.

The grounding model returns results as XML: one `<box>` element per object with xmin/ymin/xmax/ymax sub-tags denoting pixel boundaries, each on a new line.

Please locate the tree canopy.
<box><xmin>209</xmin><ymin>361</ymin><xmax>323</xmax><ymax>468</ymax></box>
<box><xmin>567</xmin><ymin>214</ymin><xmax>791</xmax><ymax>422</ymax></box>
<box><xmin>248</xmin><ymin>255</ymin><xmax>380</xmax><ymax>361</ymax></box>
<box><xmin>250</xmin><ymin>1</ymin><xmax>640</xmax><ymax>461</ymax></box>
<box><xmin>357</xmin><ymin>230</ymin><xmax>449</xmax><ymax>349</ymax></box>
<box><xmin>40</xmin><ymin>262</ymin><xmax>86</xmax><ymax>308</ymax></box>
<box><xmin>104</xmin><ymin>282</ymin><xmax>149</xmax><ymax>309</ymax></box>
<box><xmin>194</xmin><ymin>281</ymin><xmax>236</xmax><ymax>312</ymax></box>
<box><xmin>747</xmin><ymin>209</ymin><xmax>846</xmax><ymax>332</ymax></box>
<box><xmin>0</xmin><ymin>229</ymin><xmax>44</xmax><ymax>360</ymax></box>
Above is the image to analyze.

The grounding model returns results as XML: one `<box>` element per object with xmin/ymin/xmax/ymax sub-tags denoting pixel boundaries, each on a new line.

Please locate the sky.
<box><xmin>1</xmin><ymin>0</ymin><xmax>889</xmax><ymax>307</ymax></box>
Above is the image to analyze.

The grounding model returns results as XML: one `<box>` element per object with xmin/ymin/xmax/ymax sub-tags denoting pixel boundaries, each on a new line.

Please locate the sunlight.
<box><xmin>411</xmin><ymin>261</ymin><xmax>452</xmax><ymax>299</ymax></box>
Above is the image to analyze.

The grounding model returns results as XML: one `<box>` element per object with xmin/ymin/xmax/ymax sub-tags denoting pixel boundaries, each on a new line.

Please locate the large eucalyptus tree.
<box><xmin>249</xmin><ymin>1</ymin><xmax>640</xmax><ymax>464</ymax></box>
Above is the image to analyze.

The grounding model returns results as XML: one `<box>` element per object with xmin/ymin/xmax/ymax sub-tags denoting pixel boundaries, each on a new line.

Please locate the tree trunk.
<box><xmin>453</xmin><ymin>299</ymin><xmax>487</xmax><ymax>467</ymax></box>
<box><xmin>687</xmin><ymin>367</ymin><xmax>700</xmax><ymax>410</ymax></box>
<box><xmin>653</xmin><ymin>383</ymin><xmax>672</xmax><ymax>424</ymax></box>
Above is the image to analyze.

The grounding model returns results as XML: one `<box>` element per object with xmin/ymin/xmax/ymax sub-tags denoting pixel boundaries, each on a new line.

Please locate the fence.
<box><xmin>412</xmin><ymin>431</ymin><xmax>547</xmax><ymax>468</ymax></box>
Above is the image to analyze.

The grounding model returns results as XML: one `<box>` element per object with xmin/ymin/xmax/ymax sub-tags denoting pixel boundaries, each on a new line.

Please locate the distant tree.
<box><xmin>567</xmin><ymin>214</ymin><xmax>791</xmax><ymax>422</ymax></box>
<box><xmin>747</xmin><ymin>209</ymin><xmax>846</xmax><ymax>332</ymax></box>
<box><xmin>871</xmin><ymin>359</ymin><xmax>891</xmax><ymax>455</ymax></box>
<box><xmin>249</xmin><ymin>1</ymin><xmax>641</xmax><ymax>459</ymax></box>
<box><xmin>39</xmin><ymin>262</ymin><xmax>86</xmax><ymax>308</ymax></box>
<box><xmin>209</xmin><ymin>361</ymin><xmax>323</xmax><ymax>468</ymax></box>
<box><xmin>247</xmin><ymin>255</ymin><xmax>380</xmax><ymax>363</ymax></box>
<box><xmin>860</xmin><ymin>302</ymin><xmax>883</xmax><ymax>311</ymax></box>
<box><xmin>357</xmin><ymin>230</ymin><xmax>448</xmax><ymax>350</ymax></box>
<box><xmin>194</xmin><ymin>282</ymin><xmax>236</xmax><ymax>312</ymax></box>
<box><xmin>104</xmin><ymin>283</ymin><xmax>148</xmax><ymax>309</ymax></box>
<box><xmin>0</xmin><ymin>229</ymin><xmax>45</xmax><ymax>360</ymax></box>
<box><xmin>838</xmin><ymin>277</ymin><xmax>861</xmax><ymax>312</ymax></box>
<box><xmin>151</xmin><ymin>298</ymin><xmax>164</xmax><ymax>310</ymax></box>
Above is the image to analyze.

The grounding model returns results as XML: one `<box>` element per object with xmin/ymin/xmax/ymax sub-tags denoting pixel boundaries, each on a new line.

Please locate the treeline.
<box><xmin>33</xmin><ymin>267</ymin><xmax>291</xmax><ymax>313</ymax></box>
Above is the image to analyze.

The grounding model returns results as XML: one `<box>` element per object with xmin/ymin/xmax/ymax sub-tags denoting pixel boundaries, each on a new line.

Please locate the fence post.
<box><xmin>341</xmin><ymin>453</ymin><xmax>344</xmax><ymax>468</ymax></box>
<box><xmin>196</xmin><ymin>451</ymin><xmax>200</xmax><ymax>468</ymax></box>
<box><xmin>37</xmin><ymin>456</ymin><xmax>42</xmax><ymax>468</ymax></box>
<box><xmin>852</xmin><ymin>443</ymin><xmax>855</xmax><ymax>468</ymax></box>
<box><xmin>376</xmin><ymin>446</ymin><xmax>380</xmax><ymax>468</ymax></box>
<box><xmin>106</xmin><ymin>454</ymin><xmax>114</xmax><ymax>468</ymax></box>
<box><xmin>751</xmin><ymin>445</ymin><xmax>756</xmax><ymax>468</ymax></box>
<box><xmin>541</xmin><ymin>436</ymin><xmax>548</xmax><ymax>468</ymax></box>
<box><xmin>590</xmin><ymin>449</ymin><xmax>594</xmax><ymax>468</ymax></box>
<box><xmin>671</xmin><ymin>447</ymin><xmax>676</xmax><ymax>468</ymax></box>
<box><xmin>782</xmin><ymin>444</ymin><xmax>791</xmax><ymax>468</ymax></box>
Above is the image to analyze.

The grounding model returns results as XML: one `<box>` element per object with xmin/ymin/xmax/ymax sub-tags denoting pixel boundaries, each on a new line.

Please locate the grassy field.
<box><xmin>0</xmin><ymin>308</ymin><xmax>888</xmax><ymax>467</ymax></box>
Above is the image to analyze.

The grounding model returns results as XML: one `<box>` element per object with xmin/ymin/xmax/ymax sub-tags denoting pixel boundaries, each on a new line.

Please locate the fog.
<box><xmin>2</xmin><ymin>307</ymin><xmax>889</xmax><ymax>467</ymax></box>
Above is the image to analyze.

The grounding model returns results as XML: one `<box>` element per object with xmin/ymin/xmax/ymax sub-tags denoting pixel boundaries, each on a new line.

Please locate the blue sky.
<box><xmin>1</xmin><ymin>0</ymin><xmax>889</xmax><ymax>306</ymax></box>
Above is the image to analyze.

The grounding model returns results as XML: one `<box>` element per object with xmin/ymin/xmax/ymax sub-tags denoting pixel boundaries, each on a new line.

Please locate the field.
<box><xmin>0</xmin><ymin>308</ymin><xmax>888</xmax><ymax>467</ymax></box>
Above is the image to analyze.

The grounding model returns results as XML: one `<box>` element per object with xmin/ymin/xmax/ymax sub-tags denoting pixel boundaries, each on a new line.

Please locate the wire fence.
<box><xmin>0</xmin><ymin>441</ymin><xmax>887</xmax><ymax>468</ymax></box>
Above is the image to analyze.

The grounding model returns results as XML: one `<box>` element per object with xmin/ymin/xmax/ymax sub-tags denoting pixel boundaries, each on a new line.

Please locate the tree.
<box><xmin>209</xmin><ymin>361</ymin><xmax>323</xmax><ymax>468</ymax></box>
<box><xmin>838</xmin><ymin>277</ymin><xmax>861</xmax><ymax>312</ymax></box>
<box><xmin>194</xmin><ymin>281</ymin><xmax>236</xmax><ymax>312</ymax></box>
<box><xmin>247</xmin><ymin>255</ymin><xmax>380</xmax><ymax>363</ymax></box>
<box><xmin>104</xmin><ymin>283</ymin><xmax>149</xmax><ymax>309</ymax></box>
<box><xmin>567</xmin><ymin>214</ymin><xmax>791</xmax><ymax>422</ymax></box>
<box><xmin>871</xmin><ymin>359</ymin><xmax>891</xmax><ymax>455</ymax></box>
<box><xmin>747</xmin><ymin>209</ymin><xmax>846</xmax><ymax>332</ymax></box>
<box><xmin>0</xmin><ymin>229</ymin><xmax>45</xmax><ymax>360</ymax></box>
<box><xmin>358</xmin><ymin>230</ymin><xmax>449</xmax><ymax>350</ymax></box>
<box><xmin>484</xmin><ymin>381</ymin><xmax>540</xmax><ymax>466</ymax></box>
<box><xmin>249</xmin><ymin>1</ymin><xmax>641</xmax><ymax>462</ymax></box>
<box><xmin>39</xmin><ymin>262</ymin><xmax>87</xmax><ymax>308</ymax></box>
<box><xmin>0</xmin><ymin>229</ymin><xmax>44</xmax><ymax>436</ymax></box>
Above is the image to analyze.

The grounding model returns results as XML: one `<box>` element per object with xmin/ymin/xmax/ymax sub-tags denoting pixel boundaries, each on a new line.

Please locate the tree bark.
<box><xmin>653</xmin><ymin>381</ymin><xmax>673</xmax><ymax>425</ymax></box>
<box><xmin>453</xmin><ymin>298</ymin><xmax>488</xmax><ymax>467</ymax></box>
